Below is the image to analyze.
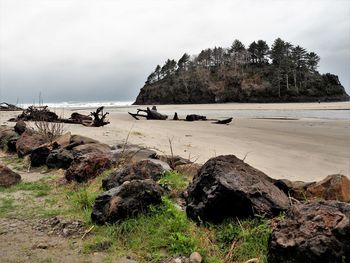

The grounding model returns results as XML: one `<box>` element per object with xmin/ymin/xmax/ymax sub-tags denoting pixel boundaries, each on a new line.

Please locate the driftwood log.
<box><xmin>9</xmin><ymin>106</ymin><xmax>58</xmax><ymax>122</ymax></box>
<box><xmin>0</xmin><ymin>102</ymin><xmax>23</xmax><ymax>111</ymax></box>
<box><xmin>90</xmin><ymin>107</ymin><xmax>110</xmax><ymax>127</ymax></box>
<box><xmin>9</xmin><ymin>105</ymin><xmax>110</xmax><ymax>127</ymax></box>
<box><xmin>128</xmin><ymin>107</ymin><xmax>168</xmax><ymax>120</ymax></box>
<box><xmin>212</xmin><ymin>118</ymin><xmax>233</xmax><ymax>125</ymax></box>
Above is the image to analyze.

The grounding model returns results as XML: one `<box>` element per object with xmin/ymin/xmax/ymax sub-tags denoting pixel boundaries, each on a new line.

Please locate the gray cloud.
<box><xmin>0</xmin><ymin>0</ymin><xmax>349</xmax><ymax>103</ymax></box>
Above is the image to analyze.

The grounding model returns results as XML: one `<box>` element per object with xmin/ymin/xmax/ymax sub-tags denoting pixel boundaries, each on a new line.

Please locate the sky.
<box><xmin>0</xmin><ymin>0</ymin><xmax>349</xmax><ymax>103</ymax></box>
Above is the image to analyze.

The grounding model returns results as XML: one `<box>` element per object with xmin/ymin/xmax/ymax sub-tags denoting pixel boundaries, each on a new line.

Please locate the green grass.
<box><xmin>0</xmin><ymin>155</ymin><xmax>272</xmax><ymax>263</ymax></box>
<box><xmin>0</xmin><ymin>197</ymin><xmax>16</xmax><ymax>217</ymax></box>
<box><xmin>158</xmin><ymin>170</ymin><xmax>190</xmax><ymax>197</ymax></box>
<box><xmin>214</xmin><ymin>216</ymin><xmax>271</xmax><ymax>262</ymax></box>
<box><xmin>0</xmin><ymin>179</ymin><xmax>51</xmax><ymax>197</ymax></box>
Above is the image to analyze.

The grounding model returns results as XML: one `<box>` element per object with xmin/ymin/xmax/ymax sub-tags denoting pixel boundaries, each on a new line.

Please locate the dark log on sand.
<box><xmin>128</xmin><ymin>107</ymin><xmax>168</xmax><ymax>120</ymax></box>
<box><xmin>9</xmin><ymin>106</ymin><xmax>58</xmax><ymax>122</ymax></box>
<box><xmin>185</xmin><ymin>114</ymin><xmax>207</xmax><ymax>121</ymax></box>
<box><xmin>212</xmin><ymin>117</ymin><xmax>233</xmax><ymax>125</ymax></box>
<box><xmin>0</xmin><ymin>102</ymin><xmax>23</xmax><ymax>111</ymax></box>
<box><xmin>90</xmin><ymin>107</ymin><xmax>110</xmax><ymax>127</ymax></box>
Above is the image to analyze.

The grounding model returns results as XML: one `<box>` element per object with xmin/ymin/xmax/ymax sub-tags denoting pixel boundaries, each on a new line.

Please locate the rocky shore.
<box><xmin>1</xmin><ymin>121</ymin><xmax>349</xmax><ymax>262</ymax></box>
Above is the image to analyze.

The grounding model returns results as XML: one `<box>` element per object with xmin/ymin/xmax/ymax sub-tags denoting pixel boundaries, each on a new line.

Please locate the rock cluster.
<box><xmin>186</xmin><ymin>155</ymin><xmax>290</xmax><ymax>222</ymax></box>
<box><xmin>268</xmin><ymin>201</ymin><xmax>350</xmax><ymax>262</ymax></box>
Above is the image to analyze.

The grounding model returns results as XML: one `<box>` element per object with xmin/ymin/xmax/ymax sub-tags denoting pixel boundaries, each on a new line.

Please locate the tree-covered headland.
<box><xmin>134</xmin><ymin>38</ymin><xmax>348</xmax><ymax>104</ymax></box>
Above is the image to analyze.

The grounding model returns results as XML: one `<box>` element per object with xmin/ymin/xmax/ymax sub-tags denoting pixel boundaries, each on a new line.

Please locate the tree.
<box><xmin>212</xmin><ymin>46</ymin><xmax>224</xmax><ymax>66</ymax></box>
<box><xmin>256</xmin><ymin>40</ymin><xmax>269</xmax><ymax>64</ymax></box>
<box><xmin>291</xmin><ymin>45</ymin><xmax>307</xmax><ymax>92</ymax></box>
<box><xmin>178</xmin><ymin>53</ymin><xmax>190</xmax><ymax>70</ymax></box>
<box><xmin>306</xmin><ymin>52</ymin><xmax>320</xmax><ymax>72</ymax></box>
<box><xmin>230</xmin><ymin>39</ymin><xmax>245</xmax><ymax>53</ymax></box>
<box><xmin>154</xmin><ymin>65</ymin><xmax>161</xmax><ymax>81</ymax></box>
<box><xmin>145</xmin><ymin>72</ymin><xmax>156</xmax><ymax>84</ymax></box>
<box><xmin>248</xmin><ymin>41</ymin><xmax>258</xmax><ymax>63</ymax></box>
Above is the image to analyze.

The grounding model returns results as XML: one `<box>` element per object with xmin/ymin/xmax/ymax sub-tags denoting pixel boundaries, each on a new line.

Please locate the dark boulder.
<box><xmin>65</xmin><ymin>152</ymin><xmax>112</xmax><ymax>182</ymax></box>
<box><xmin>0</xmin><ymin>164</ymin><xmax>21</xmax><ymax>187</ymax></box>
<box><xmin>91</xmin><ymin>179</ymin><xmax>163</xmax><ymax>224</ymax></box>
<box><xmin>72</xmin><ymin>143</ymin><xmax>111</xmax><ymax>157</ymax></box>
<box><xmin>16</xmin><ymin>129</ymin><xmax>48</xmax><ymax>157</ymax></box>
<box><xmin>46</xmin><ymin>149</ymin><xmax>74</xmax><ymax>169</ymax></box>
<box><xmin>69</xmin><ymin>134</ymin><xmax>99</xmax><ymax>145</ymax></box>
<box><xmin>102</xmin><ymin>160</ymin><xmax>169</xmax><ymax>190</ymax></box>
<box><xmin>30</xmin><ymin>145</ymin><xmax>51</xmax><ymax>167</ymax></box>
<box><xmin>111</xmin><ymin>144</ymin><xmax>157</xmax><ymax>163</ymax></box>
<box><xmin>0</xmin><ymin>127</ymin><xmax>19</xmax><ymax>152</ymax></box>
<box><xmin>186</xmin><ymin>155</ymin><xmax>290</xmax><ymax>222</ymax></box>
<box><xmin>268</xmin><ymin>201</ymin><xmax>350</xmax><ymax>263</ymax></box>
<box><xmin>14</xmin><ymin>120</ymin><xmax>26</xmax><ymax>135</ymax></box>
<box><xmin>305</xmin><ymin>174</ymin><xmax>350</xmax><ymax>202</ymax></box>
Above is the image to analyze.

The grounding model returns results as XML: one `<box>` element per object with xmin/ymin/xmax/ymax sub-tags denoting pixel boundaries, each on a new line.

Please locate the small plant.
<box><xmin>158</xmin><ymin>170</ymin><xmax>189</xmax><ymax>197</ymax></box>
<box><xmin>32</xmin><ymin>120</ymin><xmax>64</xmax><ymax>142</ymax></box>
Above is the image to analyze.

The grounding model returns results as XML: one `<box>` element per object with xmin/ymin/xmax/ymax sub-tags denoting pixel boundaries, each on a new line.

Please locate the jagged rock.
<box><xmin>305</xmin><ymin>174</ymin><xmax>350</xmax><ymax>202</ymax></box>
<box><xmin>111</xmin><ymin>144</ymin><xmax>157</xmax><ymax>163</ymax></box>
<box><xmin>30</xmin><ymin>145</ymin><xmax>51</xmax><ymax>167</ymax></box>
<box><xmin>65</xmin><ymin>152</ymin><xmax>112</xmax><ymax>182</ymax></box>
<box><xmin>46</xmin><ymin>149</ymin><xmax>74</xmax><ymax>169</ymax></box>
<box><xmin>268</xmin><ymin>200</ymin><xmax>350</xmax><ymax>263</ymax></box>
<box><xmin>52</xmin><ymin>132</ymin><xmax>71</xmax><ymax>148</ymax></box>
<box><xmin>275</xmin><ymin>175</ymin><xmax>350</xmax><ymax>202</ymax></box>
<box><xmin>69</xmin><ymin>134</ymin><xmax>99</xmax><ymax>145</ymax></box>
<box><xmin>186</xmin><ymin>155</ymin><xmax>290</xmax><ymax>222</ymax></box>
<box><xmin>14</xmin><ymin>120</ymin><xmax>26</xmax><ymax>135</ymax></box>
<box><xmin>72</xmin><ymin>143</ymin><xmax>111</xmax><ymax>156</ymax></box>
<box><xmin>91</xmin><ymin>179</ymin><xmax>163</xmax><ymax>224</ymax></box>
<box><xmin>174</xmin><ymin>163</ymin><xmax>201</xmax><ymax>178</ymax></box>
<box><xmin>0</xmin><ymin>164</ymin><xmax>21</xmax><ymax>187</ymax></box>
<box><xmin>274</xmin><ymin>179</ymin><xmax>314</xmax><ymax>200</ymax></box>
<box><xmin>16</xmin><ymin>129</ymin><xmax>48</xmax><ymax>157</ymax></box>
<box><xmin>102</xmin><ymin>160</ymin><xmax>169</xmax><ymax>190</ymax></box>
<box><xmin>158</xmin><ymin>155</ymin><xmax>192</xmax><ymax>169</ymax></box>
<box><xmin>0</xmin><ymin>127</ymin><xmax>19</xmax><ymax>152</ymax></box>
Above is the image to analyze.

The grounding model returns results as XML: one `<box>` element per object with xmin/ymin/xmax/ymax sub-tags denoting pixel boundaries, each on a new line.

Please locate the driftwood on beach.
<box><xmin>0</xmin><ymin>102</ymin><xmax>23</xmax><ymax>111</ymax></box>
<box><xmin>129</xmin><ymin>107</ymin><xmax>232</xmax><ymax>125</ymax></box>
<box><xmin>128</xmin><ymin>107</ymin><xmax>168</xmax><ymax>120</ymax></box>
<box><xmin>8</xmin><ymin>106</ymin><xmax>110</xmax><ymax>127</ymax></box>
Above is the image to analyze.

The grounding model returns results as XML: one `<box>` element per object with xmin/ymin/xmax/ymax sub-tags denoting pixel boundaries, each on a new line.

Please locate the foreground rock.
<box><xmin>46</xmin><ymin>149</ymin><xmax>74</xmax><ymax>169</ymax></box>
<box><xmin>0</xmin><ymin>164</ymin><xmax>21</xmax><ymax>187</ymax></box>
<box><xmin>65</xmin><ymin>152</ymin><xmax>112</xmax><ymax>182</ymax></box>
<box><xmin>275</xmin><ymin>174</ymin><xmax>350</xmax><ymax>202</ymax></box>
<box><xmin>111</xmin><ymin>144</ymin><xmax>157</xmax><ymax>163</ymax></box>
<box><xmin>102</xmin><ymin>160</ymin><xmax>169</xmax><ymax>190</ymax></box>
<box><xmin>186</xmin><ymin>155</ymin><xmax>290</xmax><ymax>222</ymax></box>
<box><xmin>0</xmin><ymin>127</ymin><xmax>19</xmax><ymax>152</ymax></box>
<box><xmin>14</xmin><ymin>120</ymin><xmax>26</xmax><ymax>135</ymax></box>
<box><xmin>16</xmin><ymin>129</ymin><xmax>48</xmax><ymax>157</ymax></box>
<box><xmin>268</xmin><ymin>201</ymin><xmax>350</xmax><ymax>262</ymax></box>
<box><xmin>91</xmin><ymin>179</ymin><xmax>163</xmax><ymax>224</ymax></box>
<box><xmin>306</xmin><ymin>174</ymin><xmax>350</xmax><ymax>202</ymax></box>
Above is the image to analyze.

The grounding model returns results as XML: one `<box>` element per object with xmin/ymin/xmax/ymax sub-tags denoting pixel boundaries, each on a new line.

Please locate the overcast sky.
<box><xmin>0</xmin><ymin>0</ymin><xmax>349</xmax><ymax>103</ymax></box>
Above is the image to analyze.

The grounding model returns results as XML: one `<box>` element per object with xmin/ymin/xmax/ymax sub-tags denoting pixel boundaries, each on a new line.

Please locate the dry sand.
<box><xmin>1</xmin><ymin>102</ymin><xmax>349</xmax><ymax>182</ymax></box>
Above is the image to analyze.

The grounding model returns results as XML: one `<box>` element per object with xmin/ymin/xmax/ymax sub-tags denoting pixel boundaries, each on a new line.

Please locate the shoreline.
<box><xmin>1</xmin><ymin>102</ymin><xmax>349</xmax><ymax>182</ymax></box>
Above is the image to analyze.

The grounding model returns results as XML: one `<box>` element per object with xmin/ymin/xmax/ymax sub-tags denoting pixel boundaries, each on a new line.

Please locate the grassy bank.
<box><xmin>0</xmin><ymin>157</ymin><xmax>272</xmax><ymax>263</ymax></box>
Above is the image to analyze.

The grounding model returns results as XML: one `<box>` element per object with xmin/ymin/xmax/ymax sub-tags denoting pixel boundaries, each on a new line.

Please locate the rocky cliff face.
<box><xmin>134</xmin><ymin>68</ymin><xmax>348</xmax><ymax>104</ymax></box>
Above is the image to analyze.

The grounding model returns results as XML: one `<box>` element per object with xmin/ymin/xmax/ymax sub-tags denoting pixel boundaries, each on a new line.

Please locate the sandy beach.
<box><xmin>1</xmin><ymin>102</ymin><xmax>349</xmax><ymax>182</ymax></box>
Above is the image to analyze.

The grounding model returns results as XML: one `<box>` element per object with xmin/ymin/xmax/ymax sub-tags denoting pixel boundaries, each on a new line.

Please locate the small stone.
<box><xmin>62</xmin><ymin>228</ymin><xmax>69</xmax><ymax>236</ymax></box>
<box><xmin>190</xmin><ymin>252</ymin><xmax>202</xmax><ymax>263</ymax></box>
